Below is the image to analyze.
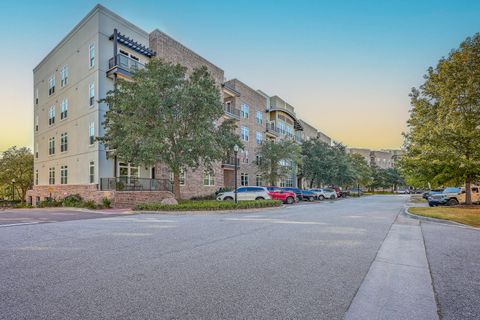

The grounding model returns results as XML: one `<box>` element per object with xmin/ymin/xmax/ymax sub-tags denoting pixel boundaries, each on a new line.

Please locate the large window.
<box><xmin>35</xmin><ymin>170</ymin><xmax>38</xmax><ymax>185</ymax></box>
<box><xmin>35</xmin><ymin>143</ymin><xmax>38</xmax><ymax>159</ymax></box>
<box><xmin>241</xmin><ymin>173</ymin><xmax>249</xmax><ymax>186</ymax></box>
<box><xmin>170</xmin><ymin>170</ymin><xmax>186</xmax><ymax>185</ymax></box>
<box><xmin>35</xmin><ymin>88</ymin><xmax>39</xmax><ymax>105</ymax></box>
<box><xmin>203</xmin><ymin>170</ymin><xmax>215</xmax><ymax>186</ymax></box>
<box><xmin>49</xmin><ymin>167</ymin><xmax>55</xmax><ymax>185</ymax></box>
<box><xmin>35</xmin><ymin>116</ymin><xmax>39</xmax><ymax>131</ymax></box>
<box><xmin>241</xmin><ymin>126</ymin><xmax>249</xmax><ymax>141</ymax></box>
<box><xmin>61</xmin><ymin>99</ymin><xmax>68</xmax><ymax>120</ymax></box>
<box><xmin>61</xmin><ymin>65</ymin><xmax>69</xmax><ymax>87</ymax></box>
<box><xmin>60</xmin><ymin>133</ymin><xmax>68</xmax><ymax>152</ymax></box>
<box><xmin>89</xmin><ymin>43</ymin><xmax>95</xmax><ymax>68</ymax></box>
<box><xmin>256</xmin><ymin>131</ymin><xmax>263</xmax><ymax>144</ymax></box>
<box><xmin>256</xmin><ymin>174</ymin><xmax>263</xmax><ymax>186</ymax></box>
<box><xmin>241</xmin><ymin>104</ymin><xmax>249</xmax><ymax>118</ymax></box>
<box><xmin>89</xmin><ymin>83</ymin><xmax>95</xmax><ymax>107</ymax></box>
<box><xmin>256</xmin><ymin>111</ymin><xmax>263</xmax><ymax>124</ymax></box>
<box><xmin>60</xmin><ymin>166</ymin><xmax>68</xmax><ymax>184</ymax></box>
<box><xmin>89</xmin><ymin>122</ymin><xmax>95</xmax><ymax>145</ymax></box>
<box><xmin>48</xmin><ymin>75</ymin><xmax>55</xmax><ymax>96</ymax></box>
<box><xmin>48</xmin><ymin>137</ymin><xmax>55</xmax><ymax>155</ymax></box>
<box><xmin>48</xmin><ymin>106</ymin><xmax>55</xmax><ymax>125</ymax></box>
<box><xmin>119</xmin><ymin>163</ymin><xmax>139</xmax><ymax>179</ymax></box>
<box><xmin>89</xmin><ymin>161</ymin><xmax>95</xmax><ymax>183</ymax></box>
<box><xmin>280</xmin><ymin>178</ymin><xmax>294</xmax><ymax>188</ymax></box>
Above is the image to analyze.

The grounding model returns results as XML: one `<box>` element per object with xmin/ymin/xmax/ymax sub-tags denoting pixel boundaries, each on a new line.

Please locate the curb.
<box><xmin>134</xmin><ymin>205</ymin><xmax>286</xmax><ymax>215</ymax></box>
<box><xmin>404</xmin><ymin>207</ymin><xmax>480</xmax><ymax>230</ymax></box>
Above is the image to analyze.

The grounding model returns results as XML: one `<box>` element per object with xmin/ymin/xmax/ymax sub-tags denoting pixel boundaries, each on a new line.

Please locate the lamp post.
<box><xmin>233</xmin><ymin>144</ymin><xmax>239</xmax><ymax>204</ymax></box>
<box><xmin>11</xmin><ymin>179</ymin><xmax>16</xmax><ymax>202</ymax></box>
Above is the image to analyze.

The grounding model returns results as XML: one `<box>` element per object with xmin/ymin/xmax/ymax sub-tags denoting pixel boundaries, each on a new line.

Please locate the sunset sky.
<box><xmin>1</xmin><ymin>0</ymin><xmax>479</xmax><ymax>152</ymax></box>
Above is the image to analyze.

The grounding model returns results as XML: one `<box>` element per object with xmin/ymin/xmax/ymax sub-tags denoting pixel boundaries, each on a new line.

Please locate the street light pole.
<box><xmin>11</xmin><ymin>179</ymin><xmax>16</xmax><ymax>202</ymax></box>
<box><xmin>233</xmin><ymin>144</ymin><xmax>239</xmax><ymax>204</ymax></box>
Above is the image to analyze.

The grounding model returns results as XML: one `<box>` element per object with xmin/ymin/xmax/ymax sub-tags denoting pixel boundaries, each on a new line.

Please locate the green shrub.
<box><xmin>83</xmin><ymin>200</ymin><xmax>97</xmax><ymax>209</ymax></box>
<box><xmin>37</xmin><ymin>199</ymin><xmax>63</xmax><ymax>208</ymax></box>
<box><xmin>133</xmin><ymin>200</ymin><xmax>282</xmax><ymax>212</ymax></box>
<box><xmin>14</xmin><ymin>203</ymin><xmax>33</xmax><ymax>208</ymax></box>
<box><xmin>190</xmin><ymin>193</ymin><xmax>217</xmax><ymax>201</ymax></box>
<box><xmin>101</xmin><ymin>197</ymin><xmax>112</xmax><ymax>208</ymax></box>
<box><xmin>62</xmin><ymin>194</ymin><xmax>84</xmax><ymax>207</ymax></box>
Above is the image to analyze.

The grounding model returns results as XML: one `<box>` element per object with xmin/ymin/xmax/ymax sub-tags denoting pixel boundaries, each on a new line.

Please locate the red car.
<box><xmin>266</xmin><ymin>187</ymin><xmax>296</xmax><ymax>204</ymax></box>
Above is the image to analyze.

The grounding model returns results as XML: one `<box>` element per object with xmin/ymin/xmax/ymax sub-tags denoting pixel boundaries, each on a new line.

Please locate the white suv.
<box><xmin>217</xmin><ymin>186</ymin><xmax>272</xmax><ymax>201</ymax></box>
<box><xmin>309</xmin><ymin>188</ymin><xmax>337</xmax><ymax>200</ymax></box>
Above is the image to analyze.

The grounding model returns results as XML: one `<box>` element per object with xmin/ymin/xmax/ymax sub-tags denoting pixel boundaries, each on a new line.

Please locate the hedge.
<box><xmin>133</xmin><ymin>200</ymin><xmax>282</xmax><ymax>212</ymax></box>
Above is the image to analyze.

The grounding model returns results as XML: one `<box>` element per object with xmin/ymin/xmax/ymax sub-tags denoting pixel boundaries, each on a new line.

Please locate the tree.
<box><xmin>401</xmin><ymin>33</ymin><xmax>480</xmax><ymax>204</ymax></box>
<box><xmin>349</xmin><ymin>153</ymin><xmax>372</xmax><ymax>188</ymax></box>
<box><xmin>100</xmin><ymin>59</ymin><xmax>242</xmax><ymax>199</ymax></box>
<box><xmin>330</xmin><ymin>143</ymin><xmax>356</xmax><ymax>187</ymax></box>
<box><xmin>301</xmin><ymin>139</ymin><xmax>336</xmax><ymax>188</ymax></box>
<box><xmin>257</xmin><ymin>139</ymin><xmax>301</xmax><ymax>186</ymax></box>
<box><xmin>0</xmin><ymin>147</ymin><xmax>34</xmax><ymax>202</ymax></box>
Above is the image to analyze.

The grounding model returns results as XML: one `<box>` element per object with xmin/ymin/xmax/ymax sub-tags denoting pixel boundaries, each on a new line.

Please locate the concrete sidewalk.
<box><xmin>345</xmin><ymin>213</ymin><xmax>438</xmax><ymax>320</ymax></box>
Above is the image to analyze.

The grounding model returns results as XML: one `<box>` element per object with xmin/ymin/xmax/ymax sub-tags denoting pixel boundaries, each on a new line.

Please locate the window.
<box><xmin>256</xmin><ymin>111</ymin><xmax>263</xmax><ymax>124</ymax></box>
<box><xmin>60</xmin><ymin>166</ymin><xmax>68</xmax><ymax>184</ymax></box>
<box><xmin>49</xmin><ymin>167</ymin><xmax>55</xmax><ymax>185</ymax></box>
<box><xmin>61</xmin><ymin>99</ymin><xmax>68</xmax><ymax>120</ymax></box>
<box><xmin>35</xmin><ymin>170</ymin><xmax>38</xmax><ymax>185</ymax></box>
<box><xmin>89</xmin><ymin>43</ymin><xmax>95</xmax><ymax>68</ymax></box>
<box><xmin>48</xmin><ymin>75</ymin><xmax>55</xmax><ymax>96</ymax></box>
<box><xmin>35</xmin><ymin>143</ymin><xmax>38</xmax><ymax>159</ymax></box>
<box><xmin>48</xmin><ymin>137</ymin><xmax>55</xmax><ymax>155</ymax></box>
<box><xmin>89</xmin><ymin>122</ymin><xmax>95</xmax><ymax>145</ymax></box>
<box><xmin>256</xmin><ymin>174</ymin><xmax>263</xmax><ymax>186</ymax></box>
<box><xmin>203</xmin><ymin>170</ymin><xmax>215</xmax><ymax>186</ymax></box>
<box><xmin>241</xmin><ymin>126</ymin><xmax>249</xmax><ymax>141</ymax></box>
<box><xmin>89</xmin><ymin>83</ymin><xmax>95</xmax><ymax>106</ymax></box>
<box><xmin>60</xmin><ymin>133</ymin><xmax>68</xmax><ymax>152</ymax></box>
<box><xmin>61</xmin><ymin>65</ymin><xmax>68</xmax><ymax>87</ymax></box>
<box><xmin>256</xmin><ymin>155</ymin><xmax>262</xmax><ymax>165</ymax></box>
<box><xmin>170</xmin><ymin>170</ymin><xmax>186</xmax><ymax>185</ymax></box>
<box><xmin>119</xmin><ymin>163</ymin><xmax>139</xmax><ymax>179</ymax></box>
<box><xmin>280</xmin><ymin>178</ymin><xmax>294</xmax><ymax>188</ymax></box>
<box><xmin>241</xmin><ymin>104</ymin><xmax>249</xmax><ymax>118</ymax></box>
<box><xmin>256</xmin><ymin>131</ymin><xmax>263</xmax><ymax>144</ymax></box>
<box><xmin>89</xmin><ymin>161</ymin><xmax>95</xmax><ymax>183</ymax></box>
<box><xmin>35</xmin><ymin>116</ymin><xmax>39</xmax><ymax>131</ymax></box>
<box><xmin>35</xmin><ymin>88</ymin><xmax>39</xmax><ymax>105</ymax></box>
<box><xmin>48</xmin><ymin>106</ymin><xmax>55</xmax><ymax>125</ymax></box>
<box><xmin>241</xmin><ymin>173</ymin><xmax>249</xmax><ymax>186</ymax></box>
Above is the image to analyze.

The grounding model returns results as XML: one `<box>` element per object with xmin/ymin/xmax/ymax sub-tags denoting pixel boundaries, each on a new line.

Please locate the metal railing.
<box><xmin>266</xmin><ymin>122</ymin><xmax>280</xmax><ymax>135</ymax></box>
<box><xmin>224</xmin><ymin>104</ymin><xmax>240</xmax><ymax>119</ymax></box>
<box><xmin>108</xmin><ymin>54</ymin><xmax>145</xmax><ymax>72</ymax></box>
<box><xmin>100</xmin><ymin>177</ymin><xmax>172</xmax><ymax>192</ymax></box>
<box><xmin>222</xmin><ymin>156</ymin><xmax>239</xmax><ymax>168</ymax></box>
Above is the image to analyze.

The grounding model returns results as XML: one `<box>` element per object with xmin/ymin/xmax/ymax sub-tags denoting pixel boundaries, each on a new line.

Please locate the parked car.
<box><xmin>394</xmin><ymin>189</ymin><xmax>410</xmax><ymax>194</ymax></box>
<box><xmin>216</xmin><ymin>186</ymin><xmax>272</xmax><ymax>201</ymax></box>
<box><xmin>348</xmin><ymin>188</ymin><xmax>363</xmax><ymax>196</ymax></box>
<box><xmin>428</xmin><ymin>186</ymin><xmax>479</xmax><ymax>206</ymax></box>
<box><xmin>330</xmin><ymin>186</ymin><xmax>344</xmax><ymax>198</ymax></box>
<box><xmin>281</xmin><ymin>187</ymin><xmax>315</xmax><ymax>201</ymax></box>
<box><xmin>266</xmin><ymin>187</ymin><xmax>296</xmax><ymax>204</ymax></box>
<box><xmin>422</xmin><ymin>189</ymin><xmax>443</xmax><ymax>200</ymax></box>
<box><xmin>310</xmin><ymin>188</ymin><xmax>337</xmax><ymax>200</ymax></box>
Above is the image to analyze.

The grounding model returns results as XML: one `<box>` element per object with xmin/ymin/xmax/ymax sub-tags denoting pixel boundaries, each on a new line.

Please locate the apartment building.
<box><xmin>347</xmin><ymin>148</ymin><xmax>402</xmax><ymax>169</ymax></box>
<box><xmin>28</xmin><ymin>4</ymin><xmax>335</xmax><ymax>204</ymax></box>
<box><xmin>298</xmin><ymin>119</ymin><xmax>332</xmax><ymax>145</ymax></box>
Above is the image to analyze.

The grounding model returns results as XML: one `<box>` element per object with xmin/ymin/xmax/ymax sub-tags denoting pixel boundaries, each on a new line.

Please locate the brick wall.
<box><xmin>26</xmin><ymin>185</ymin><xmax>174</xmax><ymax>208</ymax></box>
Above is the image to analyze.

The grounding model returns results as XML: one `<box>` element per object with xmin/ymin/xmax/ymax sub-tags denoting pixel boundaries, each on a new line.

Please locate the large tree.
<box><xmin>256</xmin><ymin>139</ymin><xmax>301</xmax><ymax>186</ymax></box>
<box><xmin>402</xmin><ymin>33</ymin><xmax>480</xmax><ymax>204</ymax></box>
<box><xmin>301</xmin><ymin>139</ymin><xmax>336</xmax><ymax>188</ymax></box>
<box><xmin>349</xmin><ymin>153</ymin><xmax>372</xmax><ymax>188</ymax></box>
<box><xmin>0</xmin><ymin>146</ymin><xmax>34</xmax><ymax>202</ymax></box>
<box><xmin>100</xmin><ymin>59</ymin><xmax>241</xmax><ymax>199</ymax></box>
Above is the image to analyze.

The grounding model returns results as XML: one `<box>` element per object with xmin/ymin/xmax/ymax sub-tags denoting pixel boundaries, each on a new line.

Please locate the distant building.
<box><xmin>347</xmin><ymin>148</ymin><xmax>402</xmax><ymax>169</ymax></box>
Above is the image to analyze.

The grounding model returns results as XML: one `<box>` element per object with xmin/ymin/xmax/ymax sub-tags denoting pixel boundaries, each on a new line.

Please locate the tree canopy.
<box><xmin>256</xmin><ymin>139</ymin><xmax>301</xmax><ymax>186</ymax></box>
<box><xmin>400</xmin><ymin>33</ymin><xmax>480</xmax><ymax>203</ymax></box>
<box><xmin>100</xmin><ymin>59</ymin><xmax>242</xmax><ymax>198</ymax></box>
<box><xmin>0</xmin><ymin>146</ymin><xmax>33</xmax><ymax>202</ymax></box>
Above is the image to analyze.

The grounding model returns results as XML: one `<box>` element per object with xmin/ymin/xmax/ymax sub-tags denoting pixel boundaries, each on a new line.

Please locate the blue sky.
<box><xmin>1</xmin><ymin>0</ymin><xmax>479</xmax><ymax>150</ymax></box>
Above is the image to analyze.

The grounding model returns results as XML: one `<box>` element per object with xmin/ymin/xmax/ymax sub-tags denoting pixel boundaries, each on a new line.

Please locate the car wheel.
<box><xmin>309</xmin><ymin>197</ymin><xmax>314</xmax><ymax>202</ymax></box>
<box><xmin>447</xmin><ymin>198</ymin><xmax>459</xmax><ymax>206</ymax></box>
<box><xmin>224</xmin><ymin>196</ymin><xmax>233</xmax><ymax>201</ymax></box>
<box><xmin>255</xmin><ymin>197</ymin><xmax>265</xmax><ymax>201</ymax></box>
<box><xmin>286</xmin><ymin>196</ymin><xmax>294</xmax><ymax>204</ymax></box>
<box><xmin>319</xmin><ymin>195</ymin><xmax>325</xmax><ymax>201</ymax></box>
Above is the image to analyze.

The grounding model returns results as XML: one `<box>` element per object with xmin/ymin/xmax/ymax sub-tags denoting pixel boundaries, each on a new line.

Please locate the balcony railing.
<box><xmin>224</xmin><ymin>104</ymin><xmax>240</xmax><ymax>120</ymax></box>
<box><xmin>100</xmin><ymin>177</ymin><xmax>172</xmax><ymax>192</ymax></box>
<box><xmin>108</xmin><ymin>54</ymin><xmax>145</xmax><ymax>73</ymax></box>
<box><xmin>222</xmin><ymin>156</ymin><xmax>239</xmax><ymax>169</ymax></box>
<box><xmin>266</xmin><ymin>122</ymin><xmax>280</xmax><ymax>135</ymax></box>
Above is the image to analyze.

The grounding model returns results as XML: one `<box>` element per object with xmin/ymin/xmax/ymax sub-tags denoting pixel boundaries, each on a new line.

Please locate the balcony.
<box><xmin>107</xmin><ymin>54</ymin><xmax>145</xmax><ymax>80</ymax></box>
<box><xmin>100</xmin><ymin>177</ymin><xmax>172</xmax><ymax>192</ymax></box>
<box><xmin>222</xmin><ymin>156</ymin><xmax>239</xmax><ymax>170</ymax></box>
<box><xmin>224</xmin><ymin>103</ymin><xmax>240</xmax><ymax>120</ymax></box>
<box><xmin>265</xmin><ymin>122</ymin><xmax>280</xmax><ymax>136</ymax></box>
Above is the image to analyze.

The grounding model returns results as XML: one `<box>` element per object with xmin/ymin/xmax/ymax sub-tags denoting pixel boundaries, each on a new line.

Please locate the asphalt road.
<box><xmin>0</xmin><ymin>196</ymin><xmax>478</xmax><ymax>319</ymax></box>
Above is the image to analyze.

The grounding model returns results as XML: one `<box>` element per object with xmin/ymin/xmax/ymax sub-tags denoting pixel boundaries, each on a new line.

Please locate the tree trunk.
<box><xmin>173</xmin><ymin>170</ymin><xmax>181</xmax><ymax>200</ymax></box>
<box><xmin>465</xmin><ymin>175</ymin><xmax>472</xmax><ymax>205</ymax></box>
<box><xmin>309</xmin><ymin>179</ymin><xmax>314</xmax><ymax>189</ymax></box>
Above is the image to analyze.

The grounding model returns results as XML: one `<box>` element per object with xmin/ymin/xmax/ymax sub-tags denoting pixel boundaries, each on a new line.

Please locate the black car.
<box><xmin>281</xmin><ymin>188</ymin><xmax>316</xmax><ymax>201</ymax></box>
<box><xmin>422</xmin><ymin>189</ymin><xmax>443</xmax><ymax>200</ymax></box>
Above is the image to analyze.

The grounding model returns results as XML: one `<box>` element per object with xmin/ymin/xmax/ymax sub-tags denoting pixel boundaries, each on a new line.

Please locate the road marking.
<box><xmin>0</xmin><ymin>222</ymin><xmax>45</xmax><ymax>228</ymax></box>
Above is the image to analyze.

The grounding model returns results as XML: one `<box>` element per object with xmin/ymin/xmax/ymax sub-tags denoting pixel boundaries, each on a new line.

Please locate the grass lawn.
<box><xmin>409</xmin><ymin>207</ymin><xmax>480</xmax><ymax>228</ymax></box>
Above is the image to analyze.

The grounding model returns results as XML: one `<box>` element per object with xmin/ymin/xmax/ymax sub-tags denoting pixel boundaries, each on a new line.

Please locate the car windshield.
<box><xmin>443</xmin><ymin>187</ymin><xmax>460</xmax><ymax>193</ymax></box>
